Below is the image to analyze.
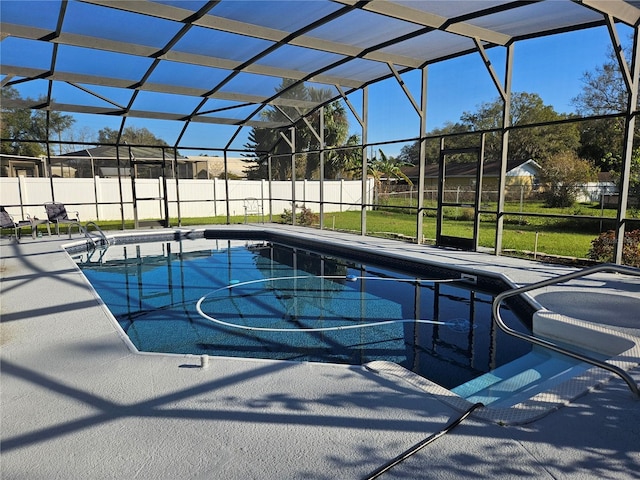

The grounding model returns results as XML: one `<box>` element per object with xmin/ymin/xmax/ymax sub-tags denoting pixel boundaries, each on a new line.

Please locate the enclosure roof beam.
<box><xmin>335</xmin><ymin>0</ymin><xmax>513</xmax><ymax>46</ymax></box>
<box><xmin>474</xmin><ymin>38</ymin><xmax>507</xmax><ymax>101</ymax></box>
<box><xmin>578</xmin><ymin>0</ymin><xmax>640</xmax><ymax>27</ymax></box>
<box><xmin>386</xmin><ymin>62</ymin><xmax>422</xmax><ymax>117</ymax></box>
<box><xmin>605</xmin><ymin>14</ymin><xmax>634</xmax><ymax>91</ymax></box>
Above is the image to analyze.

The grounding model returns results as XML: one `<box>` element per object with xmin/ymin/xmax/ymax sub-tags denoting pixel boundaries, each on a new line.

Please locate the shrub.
<box><xmin>280</xmin><ymin>204</ymin><xmax>319</xmax><ymax>226</ymax></box>
<box><xmin>587</xmin><ymin>229</ymin><xmax>640</xmax><ymax>267</ymax></box>
<box><xmin>459</xmin><ymin>208</ymin><xmax>475</xmax><ymax>221</ymax></box>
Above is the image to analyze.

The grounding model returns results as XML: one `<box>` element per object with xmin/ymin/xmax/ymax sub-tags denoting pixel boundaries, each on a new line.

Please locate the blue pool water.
<box><xmin>75</xmin><ymin>238</ymin><xmax>532</xmax><ymax>389</ymax></box>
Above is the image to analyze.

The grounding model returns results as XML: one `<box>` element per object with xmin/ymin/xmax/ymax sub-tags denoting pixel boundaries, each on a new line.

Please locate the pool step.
<box><xmin>452</xmin><ymin>349</ymin><xmax>590</xmax><ymax>408</ymax></box>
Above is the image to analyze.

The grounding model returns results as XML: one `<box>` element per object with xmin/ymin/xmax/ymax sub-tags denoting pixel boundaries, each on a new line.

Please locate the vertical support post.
<box><xmin>474</xmin><ymin>134</ymin><xmax>486</xmax><ymax>250</ymax></box>
<box><xmin>45</xmin><ymin>111</ymin><xmax>55</xmax><ymax>203</ymax></box>
<box><xmin>416</xmin><ymin>66</ymin><xmax>428</xmax><ymax>244</ymax></box>
<box><xmin>261</xmin><ymin>178</ymin><xmax>266</xmax><ymax>223</ymax></box>
<box><xmin>213</xmin><ymin>177</ymin><xmax>218</xmax><ymax>217</ymax></box>
<box><xmin>319</xmin><ymin>106</ymin><xmax>325</xmax><ymax>230</ymax></box>
<box><xmin>387</xmin><ymin>62</ymin><xmax>427</xmax><ymax>244</ymax></box>
<box><xmin>94</xmin><ymin>175</ymin><xmax>101</xmax><ymax>221</ymax></box>
<box><xmin>18</xmin><ymin>175</ymin><xmax>25</xmax><ymax>219</ymax></box>
<box><xmin>173</xmin><ymin>148</ymin><xmax>181</xmax><ymax>227</ymax></box>
<box><xmin>495</xmin><ymin>43</ymin><xmax>514</xmax><ymax>255</ymax></box>
<box><xmin>303</xmin><ymin>179</ymin><xmax>307</xmax><ymax>204</ymax></box>
<box><xmin>87</xmin><ymin>150</ymin><xmax>99</xmax><ymax>220</ymax></box>
<box><xmin>224</xmin><ymin>150</ymin><xmax>230</xmax><ymax>224</ymax></box>
<box><xmin>290</xmin><ymin>127</ymin><xmax>296</xmax><ymax>226</ymax></box>
<box><xmin>128</xmin><ymin>144</ymin><xmax>139</xmax><ymax>229</ymax></box>
<box><xmin>361</xmin><ymin>86</ymin><xmax>368</xmax><ymax>236</ymax></box>
<box><xmin>268</xmin><ymin>154</ymin><xmax>273</xmax><ymax>222</ymax></box>
<box><xmin>161</xmin><ymin>148</ymin><xmax>170</xmax><ymax>227</ymax></box>
<box><xmin>614</xmin><ymin>25</ymin><xmax>639</xmax><ymax>264</ymax></box>
<box><xmin>436</xmin><ymin>137</ymin><xmax>445</xmax><ymax>241</ymax></box>
<box><xmin>115</xmin><ymin>145</ymin><xmax>125</xmax><ymax>229</ymax></box>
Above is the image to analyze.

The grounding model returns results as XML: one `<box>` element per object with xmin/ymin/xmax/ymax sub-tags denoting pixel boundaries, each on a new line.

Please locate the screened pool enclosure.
<box><xmin>1</xmin><ymin>0</ymin><xmax>639</xmax><ymax>263</ymax></box>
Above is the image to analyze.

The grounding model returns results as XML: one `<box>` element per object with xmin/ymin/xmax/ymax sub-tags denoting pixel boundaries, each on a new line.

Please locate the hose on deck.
<box><xmin>363</xmin><ymin>402</ymin><xmax>485</xmax><ymax>480</ymax></box>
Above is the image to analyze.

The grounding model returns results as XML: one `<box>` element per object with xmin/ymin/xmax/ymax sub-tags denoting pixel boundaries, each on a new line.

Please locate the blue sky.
<box><xmin>362</xmin><ymin>25</ymin><xmax>617</xmax><ymax>157</ymax></box>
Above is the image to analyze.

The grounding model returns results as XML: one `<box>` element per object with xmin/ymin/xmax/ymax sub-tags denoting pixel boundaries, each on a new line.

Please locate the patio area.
<box><xmin>1</xmin><ymin>225</ymin><xmax>639</xmax><ymax>479</ymax></box>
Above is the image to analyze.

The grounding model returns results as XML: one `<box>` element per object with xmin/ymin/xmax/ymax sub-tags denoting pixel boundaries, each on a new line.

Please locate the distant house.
<box><xmin>1</xmin><ymin>153</ymin><xmax>77</xmax><ymax>178</ymax></box>
<box><xmin>581</xmin><ymin>172</ymin><xmax>618</xmax><ymax>204</ymax></box>
<box><xmin>1</xmin><ymin>153</ymin><xmax>45</xmax><ymax>177</ymax></box>
<box><xmin>402</xmin><ymin>159</ymin><xmax>542</xmax><ymax>194</ymax></box>
<box><xmin>56</xmin><ymin>146</ymin><xmax>191</xmax><ymax>178</ymax></box>
<box><xmin>3</xmin><ymin>149</ymin><xmax>253</xmax><ymax>180</ymax></box>
<box><xmin>187</xmin><ymin>155</ymin><xmax>249</xmax><ymax>179</ymax></box>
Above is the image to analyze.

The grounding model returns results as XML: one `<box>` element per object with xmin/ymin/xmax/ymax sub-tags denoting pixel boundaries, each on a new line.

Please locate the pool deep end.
<box><xmin>201</xmin><ymin>228</ymin><xmax>538</xmax><ymax>327</ymax></box>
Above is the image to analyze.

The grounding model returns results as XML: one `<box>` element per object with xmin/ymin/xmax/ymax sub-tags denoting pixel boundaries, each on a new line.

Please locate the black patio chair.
<box><xmin>0</xmin><ymin>206</ymin><xmax>32</xmax><ymax>240</ymax></box>
<box><xmin>44</xmin><ymin>202</ymin><xmax>80</xmax><ymax>236</ymax></box>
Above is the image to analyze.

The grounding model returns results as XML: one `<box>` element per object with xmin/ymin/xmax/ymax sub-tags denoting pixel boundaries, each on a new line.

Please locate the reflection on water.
<box><xmin>76</xmin><ymin>239</ymin><xmax>531</xmax><ymax>389</ymax></box>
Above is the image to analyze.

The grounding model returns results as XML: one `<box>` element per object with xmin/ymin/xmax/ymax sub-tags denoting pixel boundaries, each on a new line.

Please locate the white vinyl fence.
<box><xmin>1</xmin><ymin>176</ymin><xmax>373</xmax><ymax>222</ymax></box>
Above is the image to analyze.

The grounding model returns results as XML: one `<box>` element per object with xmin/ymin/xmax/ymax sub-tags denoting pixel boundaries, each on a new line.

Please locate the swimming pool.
<box><xmin>72</xmin><ymin>231</ymin><xmax>535</xmax><ymax>390</ymax></box>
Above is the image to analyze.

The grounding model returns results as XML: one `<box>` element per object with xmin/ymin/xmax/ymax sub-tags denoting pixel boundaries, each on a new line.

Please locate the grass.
<box><xmin>67</xmin><ymin>207</ymin><xmax>640</xmax><ymax>260</ymax></box>
<box><xmin>8</xmin><ymin>200</ymin><xmax>636</xmax><ymax>263</ymax></box>
<box><xmin>320</xmin><ymin>209</ymin><xmax>623</xmax><ymax>259</ymax></box>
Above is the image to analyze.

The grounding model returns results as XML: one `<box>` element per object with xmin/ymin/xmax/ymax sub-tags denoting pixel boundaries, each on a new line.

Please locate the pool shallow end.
<box><xmin>369</xmin><ymin>311</ymin><xmax>640</xmax><ymax>425</ymax></box>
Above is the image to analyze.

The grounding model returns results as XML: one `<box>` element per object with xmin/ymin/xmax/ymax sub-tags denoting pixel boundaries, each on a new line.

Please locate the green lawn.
<box><xmin>14</xmin><ymin>201</ymin><xmax>635</xmax><ymax>263</ymax></box>
<box><xmin>320</xmin><ymin>209</ymin><xmax>623</xmax><ymax>259</ymax></box>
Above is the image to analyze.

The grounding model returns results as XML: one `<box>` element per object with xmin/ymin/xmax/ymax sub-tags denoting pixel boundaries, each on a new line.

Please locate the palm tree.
<box><xmin>368</xmin><ymin>149</ymin><xmax>413</xmax><ymax>195</ymax></box>
<box><xmin>244</xmin><ymin>80</ymin><xmax>355</xmax><ymax>180</ymax></box>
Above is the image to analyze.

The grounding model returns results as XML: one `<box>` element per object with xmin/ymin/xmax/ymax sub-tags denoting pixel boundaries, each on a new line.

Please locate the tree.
<box><xmin>398</xmin><ymin>141</ymin><xmax>420</xmax><ymax>165</ymax></box>
<box><xmin>244</xmin><ymin>79</ymin><xmax>355</xmax><ymax>180</ymax></box>
<box><xmin>97</xmin><ymin>126</ymin><xmax>169</xmax><ymax>146</ymax></box>
<box><xmin>572</xmin><ymin>39</ymin><xmax>639</xmax><ymax>165</ymax></box>
<box><xmin>1</xmin><ymin>87</ymin><xmax>42</xmax><ymax>156</ymax></box>
<box><xmin>398</xmin><ymin>122</ymin><xmax>472</xmax><ymax>165</ymax></box>
<box><xmin>243</xmin><ymin>79</ymin><xmax>314</xmax><ymax>180</ymax></box>
<box><xmin>460</xmin><ymin>92</ymin><xmax>579</xmax><ymax>163</ymax></box>
<box><xmin>324</xmin><ymin>133</ymin><xmax>362</xmax><ymax>179</ymax></box>
<box><xmin>398</xmin><ymin>93</ymin><xmax>579</xmax><ymax>166</ymax></box>
<box><xmin>1</xmin><ymin>86</ymin><xmax>76</xmax><ymax>156</ymax></box>
<box><xmin>538</xmin><ymin>151</ymin><xmax>598</xmax><ymax>207</ymax></box>
<box><xmin>32</xmin><ymin>109</ymin><xmax>76</xmax><ymax>155</ymax></box>
<box><xmin>366</xmin><ymin>149</ymin><xmax>413</xmax><ymax>196</ymax></box>
<box><xmin>602</xmin><ymin>147</ymin><xmax>640</xmax><ymax>198</ymax></box>
<box><xmin>571</xmin><ymin>38</ymin><xmax>640</xmax><ymax>211</ymax></box>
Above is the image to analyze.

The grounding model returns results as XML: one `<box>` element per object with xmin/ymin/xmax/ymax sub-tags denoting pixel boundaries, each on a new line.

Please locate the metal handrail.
<box><xmin>84</xmin><ymin>221</ymin><xmax>109</xmax><ymax>247</ymax></box>
<box><xmin>68</xmin><ymin>220</ymin><xmax>110</xmax><ymax>249</ymax></box>
<box><xmin>492</xmin><ymin>263</ymin><xmax>640</xmax><ymax>397</ymax></box>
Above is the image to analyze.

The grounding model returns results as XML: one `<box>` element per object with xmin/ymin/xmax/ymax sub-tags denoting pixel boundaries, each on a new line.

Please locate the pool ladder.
<box><xmin>492</xmin><ymin>263</ymin><xmax>640</xmax><ymax>397</ymax></box>
<box><xmin>66</xmin><ymin>220</ymin><xmax>110</xmax><ymax>249</ymax></box>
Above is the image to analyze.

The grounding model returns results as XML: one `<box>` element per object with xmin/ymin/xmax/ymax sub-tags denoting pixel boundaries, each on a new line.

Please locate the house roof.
<box><xmin>58</xmin><ymin>145</ymin><xmax>186</xmax><ymax>161</ymax></box>
<box><xmin>2</xmin><ymin>1</ymin><xmax>639</xmax><ymax>150</ymax></box>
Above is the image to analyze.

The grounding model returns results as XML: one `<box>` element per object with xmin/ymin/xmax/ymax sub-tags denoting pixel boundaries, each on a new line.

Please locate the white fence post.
<box><xmin>261</xmin><ymin>179</ymin><xmax>266</xmax><ymax>220</ymax></box>
<box><xmin>212</xmin><ymin>178</ymin><xmax>217</xmax><ymax>217</ymax></box>
<box><xmin>18</xmin><ymin>175</ymin><xmax>28</xmax><ymax>218</ymax></box>
<box><xmin>94</xmin><ymin>176</ymin><xmax>102</xmax><ymax>220</ymax></box>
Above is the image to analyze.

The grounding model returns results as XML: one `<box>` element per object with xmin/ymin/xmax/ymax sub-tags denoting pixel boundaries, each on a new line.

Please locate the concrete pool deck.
<box><xmin>1</xmin><ymin>224</ymin><xmax>639</xmax><ymax>479</ymax></box>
